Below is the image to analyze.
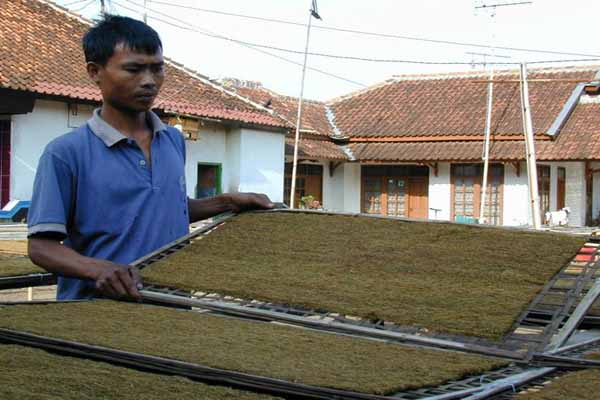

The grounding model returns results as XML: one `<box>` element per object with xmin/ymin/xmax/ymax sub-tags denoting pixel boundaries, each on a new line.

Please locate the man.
<box><xmin>27</xmin><ymin>15</ymin><xmax>273</xmax><ymax>301</ymax></box>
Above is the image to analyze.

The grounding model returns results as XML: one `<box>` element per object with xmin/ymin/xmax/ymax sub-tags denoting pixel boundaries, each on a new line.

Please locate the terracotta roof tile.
<box><xmin>0</xmin><ymin>0</ymin><xmax>286</xmax><ymax>128</ymax></box>
<box><xmin>330</xmin><ymin>68</ymin><xmax>598</xmax><ymax>139</ymax></box>
<box><xmin>234</xmin><ymin>86</ymin><xmax>333</xmax><ymax>136</ymax></box>
<box><xmin>285</xmin><ymin>137</ymin><xmax>347</xmax><ymax>160</ymax></box>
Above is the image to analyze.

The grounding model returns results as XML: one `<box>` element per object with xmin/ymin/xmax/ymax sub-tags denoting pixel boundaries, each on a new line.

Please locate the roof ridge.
<box><xmin>391</xmin><ymin>64</ymin><xmax>600</xmax><ymax>81</ymax></box>
<box><xmin>38</xmin><ymin>1</ymin><xmax>279</xmax><ymax>120</ymax></box>
<box><xmin>38</xmin><ymin>0</ymin><xmax>94</xmax><ymax>26</ymax></box>
<box><xmin>326</xmin><ymin>79</ymin><xmax>397</xmax><ymax>105</ymax></box>
<box><xmin>327</xmin><ymin>64</ymin><xmax>600</xmax><ymax>105</ymax></box>
<box><xmin>236</xmin><ymin>85</ymin><xmax>324</xmax><ymax>105</ymax></box>
<box><xmin>163</xmin><ymin>62</ymin><xmax>278</xmax><ymax>116</ymax></box>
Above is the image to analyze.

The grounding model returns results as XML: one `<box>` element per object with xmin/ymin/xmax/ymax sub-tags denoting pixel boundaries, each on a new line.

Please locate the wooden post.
<box><xmin>519</xmin><ymin>63</ymin><xmax>542</xmax><ymax>229</ymax></box>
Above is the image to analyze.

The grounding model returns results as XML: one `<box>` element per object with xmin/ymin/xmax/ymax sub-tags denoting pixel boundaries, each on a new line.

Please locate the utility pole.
<box><xmin>474</xmin><ymin>0</ymin><xmax>530</xmax><ymax>224</ymax></box>
<box><xmin>520</xmin><ymin>62</ymin><xmax>542</xmax><ymax>229</ymax></box>
<box><xmin>290</xmin><ymin>0</ymin><xmax>321</xmax><ymax>209</ymax></box>
<box><xmin>100</xmin><ymin>0</ymin><xmax>106</xmax><ymax>14</ymax></box>
<box><xmin>143</xmin><ymin>0</ymin><xmax>148</xmax><ymax>23</ymax></box>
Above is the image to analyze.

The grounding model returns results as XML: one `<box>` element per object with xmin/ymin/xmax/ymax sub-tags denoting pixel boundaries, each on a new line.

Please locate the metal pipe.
<box><xmin>519</xmin><ymin>63</ymin><xmax>542</xmax><ymax>229</ymax></box>
<box><xmin>290</xmin><ymin>5</ymin><xmax>314</xmax><ymax>209</ymax></box>
<box><xmin>479</xmin><ymin>67</ymin><xmax>494</xmax><ymax>224</ymax></box>
<box><xmin>460</xmin><ymin>367</ymin><xmax>555</xmax><ymax>400</ymax></box>
<box><xmin>140</xmin><ymin>289</ymin><xmax>524</xmax><ymax>360</ymax></box>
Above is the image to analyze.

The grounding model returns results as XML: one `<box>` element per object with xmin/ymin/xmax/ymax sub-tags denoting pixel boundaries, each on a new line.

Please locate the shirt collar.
<box><xmin>87</xmin><ymin>108</ymin><xmax>167</xmax><ymax>147</ymax></box>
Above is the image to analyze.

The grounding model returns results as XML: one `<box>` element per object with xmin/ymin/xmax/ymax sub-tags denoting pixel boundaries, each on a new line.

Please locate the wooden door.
<box><xmin>363</xmin><ymin>176</ymin><xmax>383</xmax><ymax>214</ymax></box>
<box><xmin>386</xmin><ymin>177</ymin><xmax>407</xmax><ymax>217</ymax></box>
<box><xmin>304</xmin><ymin>175</ymin><xmax>323</xmax><ymax>204</ymax></box>
<box><xmin>557</xmin><ymin>167</ymin><xmax>566</xmax><ymax>210</ymax></box>
<box><xmin>408</xmin><ymin>177</ymin><xmax>429</xmax><ymax>219</ymax></box>
<box><xmin>0</xmin><ymin>121</ymin><xmax>10</xmax><ymax>208</ymax></box>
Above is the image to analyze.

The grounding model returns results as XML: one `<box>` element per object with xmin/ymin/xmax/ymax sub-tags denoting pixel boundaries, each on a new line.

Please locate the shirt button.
<box><xmin>139</xmin><ymin>159</ymin><xmax>146</xmax><ymax>167</ymax></box>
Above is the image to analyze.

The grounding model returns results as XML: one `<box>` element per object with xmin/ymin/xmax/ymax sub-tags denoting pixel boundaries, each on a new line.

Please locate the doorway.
<box><xmin>361</xmin><ymin>165</ymin><xmax>429</xmax><ymax>218</ymax></box>
<box><xmin>0</xmin><ymin>121</ymin><xmax>10</xmax><ymax>208</ymax></box>
<box><xmin>196</xmin><ymin>163</ymin><xmax>222</xmax><ymax>199</ymax></box>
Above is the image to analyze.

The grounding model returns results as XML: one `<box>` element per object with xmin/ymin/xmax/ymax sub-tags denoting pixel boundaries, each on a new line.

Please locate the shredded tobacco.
<box><xmin>0</xmin><ymin>301</ymin><xmax>505</xmax><ymax>395</ymax></box>
<box><xmin>0</xmin><ymin>343</ymin><xmax>281</xmax><ymax>399</ymax></box>
<box><xmin>519</xmin><ymin>369</ymin><xmax>600</xmax><ymax>400</ymax></box>
<box><xmin>143</xmin><ymin>212</ymin><xmax>585</xmax><ymax>340</ymax></box>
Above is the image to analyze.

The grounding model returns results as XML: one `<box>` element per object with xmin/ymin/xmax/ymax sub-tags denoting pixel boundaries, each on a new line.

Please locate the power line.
<box><xmin>61</xmin><ymin>0</ymin><xmax>93</xmax><ymax>7</ymax></box>
<box><xmin>118</xmin><ymin>0</ymin><xmax>600</xmax><ymax>66</ymax></box>
<box><xmin>113</xmin><ymin>0</ymin><xmax>367</xmax><ymax>87</ymax></box>
<box><xmin>71</xmin><ymin>0</ymin><xmax>96</xmax><ymax>12</ymax></box>
<box><xmin>146</xmin><ymin>0</ymin><xmax>600</xmax><ymax>59</ymax></box>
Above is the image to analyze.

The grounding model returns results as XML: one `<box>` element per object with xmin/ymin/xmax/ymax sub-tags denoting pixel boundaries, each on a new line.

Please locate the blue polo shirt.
<box><xmin>27</xmin><ymin>109</ymin><xmax>190</xmax><ymax>300</ymax></box>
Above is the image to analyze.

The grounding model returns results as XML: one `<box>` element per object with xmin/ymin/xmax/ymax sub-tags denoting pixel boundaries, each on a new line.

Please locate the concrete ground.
<box><xmin>0</xmin><ymin>285</ymin><xmax>56</xmax><ymax>302</ymax></box>
<box><xmin>0</xmin><ymin>237</ymin><xmax>55</xmax><ymax>302</ymax></box>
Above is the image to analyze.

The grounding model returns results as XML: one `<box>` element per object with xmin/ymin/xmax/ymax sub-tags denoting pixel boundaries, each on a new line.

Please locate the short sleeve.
<box><xmin>27</xmin><ymin>152</ymin><xmax>74</xmax><ymax>239</ymax></box>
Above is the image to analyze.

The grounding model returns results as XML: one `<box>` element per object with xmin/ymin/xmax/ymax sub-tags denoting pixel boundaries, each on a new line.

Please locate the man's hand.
<box><xmin>227</xmin><ymin>192</ymin><xmax>275</xmax><ymax>213</ymax></box>
<box><xmin>92</xmin><ymin>261</ymin><xmax>142</xmax><ymax>301</ymax></box>
<box><xmin>187</xmin><ymin>192</ymin><xmax>275</xmax><ymax>223</ymax></box>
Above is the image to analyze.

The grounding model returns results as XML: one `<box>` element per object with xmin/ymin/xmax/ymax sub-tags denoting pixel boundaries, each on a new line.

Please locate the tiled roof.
<box><xmin>0</xmin><ymin>0</ymin><xmax>286</xmax><ymax>129</ymax></box>
<box><xmin>232</xmin><ymin>85</ymin><xmax>345</xmax><ymax>159</ymax></box>
<box><xmin>234</xmin><ymin>86</ymin><xmax>334</xmax><ymax>136</ymax></box>
<box><xmin>349</xmin><ymin>141</ymin><xmax>525</xmax><ymax>162</ymax></box>
<box><xmin>329</xmin><ymin>68</ymin><xmax>598</xmax><ymax>139</ymax></box>
<box><xmin>285</xmin><ymin>137</ymin><xmax>347</xmax><ymax>161</ymax></box>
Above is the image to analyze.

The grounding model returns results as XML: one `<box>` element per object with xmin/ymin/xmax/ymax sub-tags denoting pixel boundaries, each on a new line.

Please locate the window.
<box><xmin>557</xmin><ymin>167</ymin><xmax>566</xmax><ymax>210</ymax></box>
<box><xmin>284</xmin><ymin>164</ymin><xmax>323</xmax><ymax>208</ymax></box>
<box><xmin>537</xmin><ymin>165</ymin><xmax>551</xmax><ymax>216</ymax></box>
<box><xmin>363</xmin><ymin>176</ymin><xmax>383</xmax><ymax>214</ymax></box>
<box><xmin>361</xmin><ymin>165</ymin><xmax>428</xmax><ymax>218</ymax></box>
<box><xmin>452</xmin><ymin>164</ymin><xmax>504</xmax><ymax>225</ymax></box>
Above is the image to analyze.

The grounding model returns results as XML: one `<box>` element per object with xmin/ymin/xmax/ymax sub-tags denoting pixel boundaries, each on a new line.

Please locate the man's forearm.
<box><xmin>187</xmin><ymin>194</ymin><xmax>233</xmax><ymax>223</ymax></box>
<box><xmin>28</xmin><ymin>238</ymin><xmax>103</xmax><ymax>280</ymax></box>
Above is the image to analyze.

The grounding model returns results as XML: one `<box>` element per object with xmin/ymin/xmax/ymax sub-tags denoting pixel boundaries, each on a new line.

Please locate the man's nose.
<box><xmin>140</xmin><ymin>70</ymin><xmax>157</xmax><ymax>88</ymax></box>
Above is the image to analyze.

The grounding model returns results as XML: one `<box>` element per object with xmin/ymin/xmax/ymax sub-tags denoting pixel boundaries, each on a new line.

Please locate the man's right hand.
<box><xmin>92</xmin><ymin>261</ymin><xmax>142</xmax><ymax>301</ymax></box>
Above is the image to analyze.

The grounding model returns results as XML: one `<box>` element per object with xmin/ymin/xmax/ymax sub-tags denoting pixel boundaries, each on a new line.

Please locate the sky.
<box><xmin>54</xmin><ymin>0</ymin><xmax>600</xmax><ymax>101</ymax></box>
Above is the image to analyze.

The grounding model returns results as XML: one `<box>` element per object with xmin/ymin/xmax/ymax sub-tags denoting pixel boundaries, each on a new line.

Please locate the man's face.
<box><xmin>88</xmin><ymin>43</ymin><xmax>165</xmax><ymax>113</ymax></box>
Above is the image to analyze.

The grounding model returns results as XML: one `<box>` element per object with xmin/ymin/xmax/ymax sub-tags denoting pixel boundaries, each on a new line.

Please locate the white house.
<box><xmin>232</xmin><ymin>67</ymin><xmax>600</xmax><ymax>228</ymax></box>
<box><xmin>0</xmin><ymin>0</ymin><xmax>289</xmax><ymax>218</ymax></box>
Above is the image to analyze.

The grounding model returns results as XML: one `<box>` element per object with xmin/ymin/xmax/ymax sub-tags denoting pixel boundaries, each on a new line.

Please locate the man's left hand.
<box><xmin>227</xmin><ymin>192</ymin><xmax>275</xmax><ymax>213</ymax></box>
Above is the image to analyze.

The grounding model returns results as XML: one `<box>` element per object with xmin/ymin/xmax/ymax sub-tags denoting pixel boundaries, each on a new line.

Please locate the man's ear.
<box><xmin>86</xmin><ymin>62</ymin><xmax>101</xmax><ymax>85</ymax></box>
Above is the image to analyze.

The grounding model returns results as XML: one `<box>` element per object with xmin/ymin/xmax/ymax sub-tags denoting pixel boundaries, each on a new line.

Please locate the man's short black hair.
<box><xmin>83</xmin><ymin>15</ymin><xmax>163</xmax><ymax>65</ymax></box>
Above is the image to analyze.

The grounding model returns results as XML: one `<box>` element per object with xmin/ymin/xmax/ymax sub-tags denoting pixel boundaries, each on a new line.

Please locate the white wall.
<box><xmin>184</xmin><ymin>125</ymin><xmax>228</xmax><ymax>198</ymax></box>
<box><xmin>503</xmin><ymin>162</ymin><xmax>530</xmax><ymax>227</ymax></box>
<box><xmin>225</xmin><ymin>129</ymin><xmax>242</xmax><ymax>195</ymax></box>
<box><xmin>564</xmin><ymin>161</ymin><xmax>587</xmax><ymax>227</ymax></box>
<box><xmin>10</xmin><ymin>99</ymin><xmax>286</xmax><ymax>205</ymax></box>
<box><xmin>227</xmin><ymin>128</ymin><xmax>285</xmax><ymax>202</ymax></box>
<box><xmin>592</xmin><ymin>162</ymin><xmax>600</xmax><ymax>223</ymax></box>
<box><xmin>343</xmin><ymin>163</ymin><xmax>361</xmax><ymax>213</ymax></box>
<box><xmin>504</xmin><ymin>161</ymin><xmax>587</xmax><ymax>227</ymax></box>
<box><xmin>323</xmin><ymin>161</ymin><xmax>344</xmax><ymax>211</ymax></box>
<box><xmin>11</xmin><ymin>100</ymin><xmax>94</xmax><ymax>201</ymax></box>
<box><xmin>321</xmin><ymin>162</ymin><xmax>360</xmax><ymax>212</ymax></box>
<box><xmin>428</xmin><ymin>163</ymin><xmax>451</xmax><ymax>221</ymax></box>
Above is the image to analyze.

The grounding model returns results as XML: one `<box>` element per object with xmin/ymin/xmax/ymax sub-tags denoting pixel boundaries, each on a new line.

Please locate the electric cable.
<box><xmin>147</xmin><ymin>0</ymin><xmax>600</xmax><ymax>59</ymax></box>
<box><xmin>113</xmin><ymin>0</ymin><xmax>368</xmax><ymax>87</ymax></box>
<box><xmin>120</xmin><ymin>0</ymin><xmax>600</xmax><ymax>66</ymax></box>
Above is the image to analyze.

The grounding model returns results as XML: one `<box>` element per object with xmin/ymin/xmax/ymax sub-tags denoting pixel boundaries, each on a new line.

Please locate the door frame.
<box><xmin>0</xmin><ymin>120</ymin><xmax>10</xmax><ymax>208</ymax></box>
<box><xmin>450</xmin><ymin>163</ymin><xmax>504</xmax><ymax>225</ymax></box>
<box><xmin>360</xmin><ymin>167</ymin><xmax>429</xmax><ymax>218</ymax></box>
<box><xmin>196</xmin><ymin>162</ymin><xmax>222</xmax><ymax>199</ymax></box>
